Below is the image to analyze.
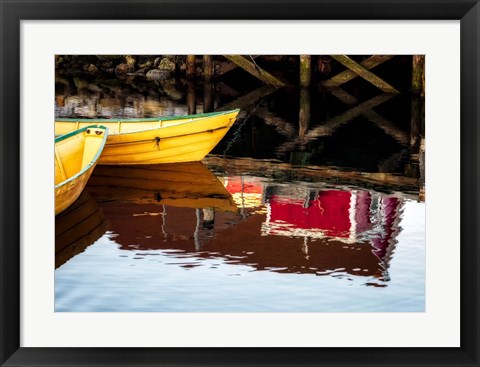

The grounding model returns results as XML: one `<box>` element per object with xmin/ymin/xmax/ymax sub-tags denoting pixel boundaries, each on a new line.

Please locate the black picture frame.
<box><xmin>1</xmin><ymin>0</ymin><xmax>479</xmax><ymax>366</ymax></box>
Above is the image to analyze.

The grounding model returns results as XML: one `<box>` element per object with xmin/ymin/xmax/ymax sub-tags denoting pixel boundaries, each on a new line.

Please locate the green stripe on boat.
<box><xmin>55</xmin><ymin>109</ymin><xmax>240</xmax><ymax>123</ymax></box>
<box><xmin>55</xmin><ymin>125</ymin><xmax>108</xmax><ymax>142</ymax></box>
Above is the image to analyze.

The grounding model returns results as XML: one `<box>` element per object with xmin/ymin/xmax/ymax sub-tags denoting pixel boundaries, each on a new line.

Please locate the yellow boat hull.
<box><xmin>55</xmin><ymin>110</ymin><xmax>240</xmax><ymax>165</ymax></box>
<box><xmin>55</xmin><ymin>126</ymin><xmax>108</xmax><ymax>215</ymax></box>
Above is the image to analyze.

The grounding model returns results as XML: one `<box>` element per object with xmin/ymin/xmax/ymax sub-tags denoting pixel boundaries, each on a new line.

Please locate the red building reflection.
<box><xmin>84</xmin><ymin>171</ymin><xmax>404</xmax><ymax>285</ymax></box>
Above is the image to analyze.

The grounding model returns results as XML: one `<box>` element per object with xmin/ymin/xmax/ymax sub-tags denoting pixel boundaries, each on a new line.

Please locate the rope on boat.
<box><xmin>153</xmin><ymin>137</ymin><xmax>161</xmax><ymax>150</ymax></box>
<box><xmin>221</xmin><ymin>97</ymin><xmax>268</xmax><ymax>158</ymax></box>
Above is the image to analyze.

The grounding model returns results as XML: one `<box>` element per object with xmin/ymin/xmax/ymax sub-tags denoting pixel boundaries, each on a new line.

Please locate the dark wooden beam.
<box><xmin>323</xmin><ymin>55</ymin><xmax>394</xmax><ymax>87</ymax></box>
<box><xmin>412</xmin><ymin>55</ymin><xmax>425</xmax><ymax>96</ymax></box>
<box><xmin>215</xmin><ymin>55</ymin><xmax>260</xmax><ymax>76</ymax></box>
<box><xmin>330</xmin><ymin>88</ymin><xmax>408</xmax><ymax>145</ymax></box>
<box><xmin>223</xmin><ymin>55</ymin><xmax>285</xmax><ymax>88</ymax></box>
<box><xmin>275</xmin><ymin>93</ymin><xmax>396</xmax><ymax>154</ymax></box>
<box><xmin>254</xmin><ymin>107</ymin><xmax>297</xmax><ymax>138</ymax></box>
<box><xmin>204</xmin><ymin>155</ymin><xmax>421</xmax><ymax>200</ymax></box>
<box><xmin>330</xmin><ymin>55</ymin><xmax>399</xmax><ymax>93</ymax></box>
<box><xmin>299</xmin><ymin>55</ymin><xmax>311</xmax><ymax>87</ymax></box>
<box><xmin>217</xmin><ymin>85</ymin><xmax>277</xmax><ymax>111</ymax></box>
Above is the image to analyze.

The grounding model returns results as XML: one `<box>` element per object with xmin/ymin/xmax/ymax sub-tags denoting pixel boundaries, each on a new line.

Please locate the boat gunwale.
<box><xmin>55</xmin><ymin>125</ymin><xmax>109</xmax><ymax>189</ymax></box>
<box><xmin>55</xmin><ymin>109</ymin><xmax>240</xmax><ymax>138</ymax></box>
<box><xmin>55</xmin><ymin>109</ymin><xmax>240</xmax><ymax>123</ymax></box>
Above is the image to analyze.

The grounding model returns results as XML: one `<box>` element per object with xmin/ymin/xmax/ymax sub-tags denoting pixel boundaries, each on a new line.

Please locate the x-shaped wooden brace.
<box><xmin>275</xmin><ymin>89</ymin><xmax>407</xmax><ymax>154</ymax></box>
<box><xmin>329</xmin><ymin>88</ymin><xmax>408</xmax><ymax>145</ymax></box>
<box><xmin>324</xmin><ymin>55</ymin><xmax>399</xmax><ymax>94</ymax></box>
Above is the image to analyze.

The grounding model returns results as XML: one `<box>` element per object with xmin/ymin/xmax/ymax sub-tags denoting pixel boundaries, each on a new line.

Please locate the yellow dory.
<box><xmin>55</xmin><ymin>109</ymin><xmax>240</xmax><ymax>165</ymax></box>
<box><xmin>55</xmin><ymin>125</ymin><xmax>108</xmax><ymax>215</ymax></box>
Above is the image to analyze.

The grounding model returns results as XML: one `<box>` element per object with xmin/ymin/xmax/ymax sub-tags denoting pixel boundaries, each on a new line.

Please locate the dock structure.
<box><xmin>202</xmin><ymin>54</ymin><xmax>424</xmax><ymax>196</ymax></box>
<box><xmin>184</xmin><ymin>55</ymin><xmax>424</xmax><ymax>105</ymax></box>
<box><xmin>212</xmin><ymin>55</ymin><xmax>417</xmax><ymax>92</ymax></box>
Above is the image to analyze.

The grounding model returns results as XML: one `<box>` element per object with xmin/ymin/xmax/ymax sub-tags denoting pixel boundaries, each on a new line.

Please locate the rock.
<box><xmin>159</xmin><ymin>79</ymin><xmax>183</xmax><ymax>100</ymax></box>
<box><xmin>134</xmin><ymin>67</ymin><xmax>150</xmax><ymax>75</ymax></box>
<box><xmin>83</xmin><ymin>63</ymin><xmax>99</xmax><ymax>75</ymax></box>
<box><xmin>125</xmin><ymin>55</ymin><xmax>136</xmax><ymax>68</ymax></box>
<box><xmin>146</xmin><ymin>69</ymin><xmax>171</xmax><ymax>81</ymax></box>
<box><xmin>87</xmin><ymin>84</ymin><xmax>103</xmax><ymax>93</ymax></box>
<box><xmin>115</xmin><ymin>63</ymin><xmax>133</xmax><ymax>77</ymax></box>
<box><xmin>73</xmin><ymin>77</ymin><xmax>88</xmax><ymax>90</ymax></box>
<box><xmin>55</xmin><ymin>56</ymin><xmax>64</xmax><ymax>67</ymax></box>
<box><xmin>158</xmin><ymin>58</ymin><xmax>176</xmax><ymax>72</ymax></box>
<box><xmin>97</xmin><ymin>56</ymin><xmax>122</xmax><ymax>70</ymax></box>
<box><xmin>56</xmin><ymin>95</ymin><xmax>65</xmax><ymax>107</ymax></box>
<box><xmin>97</xmin><ymin>55</ymin><xmax>123</xmax><ymax>62</ymax></box>
<box><xmin>138</xmin><ymin>61</ymin><xmax>153</xmax><ymax>69</ymax></box>
<box><xmin>100</xmin><ymin>61</ymin><xmax>114</xmax><ymax>69</ymax></box>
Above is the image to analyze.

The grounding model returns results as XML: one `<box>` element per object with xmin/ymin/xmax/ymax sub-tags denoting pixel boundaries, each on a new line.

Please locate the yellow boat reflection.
<box><xmin>86</xmin><ymin>162</ymin><xmax>238</xmax><ymax>212</ymax></box>
<box><xmin>55</xmin><ymin>191</ymin><xmax>107</xmax><ymax>269</ymax></box>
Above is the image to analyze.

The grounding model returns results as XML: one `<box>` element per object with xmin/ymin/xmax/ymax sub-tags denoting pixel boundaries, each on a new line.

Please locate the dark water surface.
<box><xmin>55</xmin><ymin>73</ymin><xmax>425</xmax><ymax>312</ymax></box>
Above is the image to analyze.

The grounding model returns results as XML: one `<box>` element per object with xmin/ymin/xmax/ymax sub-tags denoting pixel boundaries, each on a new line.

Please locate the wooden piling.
<box><xmin>187</xmin><ymin>80</ymin><xmax>196</xmax><ymax>114</ymax></box>
<box><xmin>203</xmin><ymin>82</ymin><xmax>214</xmax><ymax>113</ymax></box>
<box><xmin>419</xmin><ymin>137</ymin><xmax>425</xmax><ymax>201</ymax></box>
<box><xmin>412</xmin><ymin>55</ymin><xmax>425</xmax><ymax>96</ymax></box>
<box><xmin>204</xmin><ymin>55</ymin><xmax>213</xmax><ymax>81</ymax></box>
<box><xmin>405</xmin><ymin>93</ymin><xmax>424</xmax><ymax>183</ymax></box>
<box><xmin>410</xmin><ymin>94</ymin><xmax>423</xmax><ymax>148</ymax></box>
<box><xmin>186</xmin><ymin>55</ymin><xmax>196</xmax><ymax>78</ymax></box>
<box><xmin>299</xmin><ymin>55</ymin><xmax>311</xmax><ymax>87</ymax></box>
<box><xmin>299</xmin><ymin>87</ymin><xmax>310</xmax><ymax>137</ymax></box>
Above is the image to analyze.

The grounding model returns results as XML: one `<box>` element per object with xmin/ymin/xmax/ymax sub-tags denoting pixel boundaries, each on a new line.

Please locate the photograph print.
<box><xmin>54</xmin><ymin>54</ymin><xmax>425</xmax><ymax>312</ymax></box>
